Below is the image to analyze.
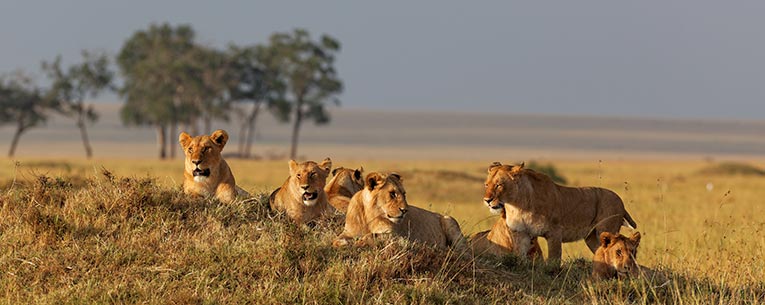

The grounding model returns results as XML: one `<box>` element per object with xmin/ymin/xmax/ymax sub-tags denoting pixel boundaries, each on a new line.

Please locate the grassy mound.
<box><xmin>697</xmin><ymin>162</ymin><xmax>765</xmax><ymax>176</ymax></box>
<box><xmin>526</xmin><ymin>161</ymin><xmax>567</xmax><ymax>184</ymax></box>
<box><xmin>0</xmin><ymin>170</ymin><xmax>760</xmax><ymax>304</ymax></box>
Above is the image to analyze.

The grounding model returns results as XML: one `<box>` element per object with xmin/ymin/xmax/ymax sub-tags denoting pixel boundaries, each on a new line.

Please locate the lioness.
<box><xmin>269</xmin><ymin>158</ymin><xmax>335</xmax><ymax>224</ymax></box>
<box><xmin>469</xmin><ymin>207</ymin><xmax>543</xmax><ymax>259</ymax></box>
<box><xmin>179</xmin><ymin>129</ymin><xmax>249</xmax><ymax>203</ymax></box>
<box><xmin>592</xmin><ymin>232</ymin><xmax>641</xmax><ymax>280</ymax></box>
<box><xmin>333</xmin><ymin>172</ymin><xmax>467</xmax><ymax>251</ymax></box>
<box><xmin>324</xmin><ymin>167</ymin><xmax>364</xmax><ymax>212</ymax></box>
<box><xmin>483</xmin><ymin>162</ymin><xmax>637</xmax><ymax>265</ymax></box>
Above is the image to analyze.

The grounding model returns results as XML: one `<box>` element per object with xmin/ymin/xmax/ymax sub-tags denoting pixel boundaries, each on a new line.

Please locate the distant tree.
<box><xmin>269</xmin><ymin>29</ymin><xmax>343</xmax><ymax>159</ymax></box>
<box><xmin>117</xmin><ymin>23</ymin><xmax>199</xmax><ymax>159</ymax></box>
<box><xmin>187</xmin><ymin>46</ymin><xmax>236</xmax><ymax>135</ymax></box>
<box><xmin>228</xmin><ymin>44</ymin><xmax>289</xmax><ymax>158</ymax></box>
<box><xmin>42</xmin><ymin>51</ymin><xmax>114</xmax><ymax>159</ymax></box>
<box><xmin>0</xmin><ymin>72</ymin><xmax>58</xmax><ymax>157</ymax></box>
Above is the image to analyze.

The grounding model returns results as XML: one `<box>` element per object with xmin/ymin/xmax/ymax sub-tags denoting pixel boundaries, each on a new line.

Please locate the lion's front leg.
<box><xmin>544</xmin><ymin>229</ymin><xmax>563</xmax><ymax>267</ymax></box>
<box><xmin>510</xmin><ymin>230</ymin><xmax>532</xmax><ymax>257</ymax></box>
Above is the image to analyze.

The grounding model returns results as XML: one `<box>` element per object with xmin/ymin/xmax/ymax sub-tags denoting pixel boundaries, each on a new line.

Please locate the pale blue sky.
<box><xmin>2</xmin><ymin>1</ymin><xmax>764</xmax><ymax>119</ymax></box>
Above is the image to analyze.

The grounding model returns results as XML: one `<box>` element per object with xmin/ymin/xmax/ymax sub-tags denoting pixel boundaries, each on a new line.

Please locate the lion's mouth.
<box><xmin>386</xmin><ymin>214</ymin><xmax>404</xmax><ymax>223</ymax></box>
<box><xmin>193</xmin><ymin>168</ymin><xmax>211</xmax><ymax>177</ymax></box>
<box><xmin>303</xmin><ymin>191</ymin><xmax>318</xmax><ymax>201</ymax></box>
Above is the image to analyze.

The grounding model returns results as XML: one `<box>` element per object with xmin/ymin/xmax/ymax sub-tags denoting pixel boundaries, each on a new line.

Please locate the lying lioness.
<box><xmin>592</xmin><ymin>232</ymin><xmax>641</xmax><ymax>280</ymax></box>
<box><xmin>324</xmin><ymin>167</ymin><xmax>364</xmax><ymax>213</ymax></box>
<box><xmin>333</xmin><ymin>172</ymin><xmax>467</xmax><ymax>251</ymax></box>
<box><xmin>469</xmin><ymin>206</ymin><xmax>543</xmax><ymax>259</ymax></box>
<box><xmin>179</xmin><ymin>129</ymin><xmax>249</xmax><ymax>203</ymax></box>
<box><xmin>269</xmin><ymin>158</ymin><xmax>335</xmax><ymax>224</ymax></box>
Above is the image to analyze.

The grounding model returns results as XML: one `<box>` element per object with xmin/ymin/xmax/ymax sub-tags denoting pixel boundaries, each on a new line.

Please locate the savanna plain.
<box><xmin>1</xmin><ymin>156</ymin><xmax>764</xmax><ymax>304</ymax></box>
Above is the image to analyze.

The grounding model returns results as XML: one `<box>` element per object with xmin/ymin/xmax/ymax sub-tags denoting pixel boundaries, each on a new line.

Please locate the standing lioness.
<box><xmin>483</xmin><ymin>162</ymin><xmax>637</xmax><ymax>265</ymax></box>
<box><xmin>179</xmin><ymin>129</ymin><xmax>249</xmax><ymax>203</ymax></box>
<box><xmin>269</xmin><ymin>158</ymin><xmax>335</xmax><ymax>224</ymax></box>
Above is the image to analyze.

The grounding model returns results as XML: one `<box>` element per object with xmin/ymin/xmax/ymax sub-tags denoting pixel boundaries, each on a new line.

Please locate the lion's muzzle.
<box><xmin>386</xmin><ymin>208</ymin><xmax>407</xmax><ymax>223</ymax></box>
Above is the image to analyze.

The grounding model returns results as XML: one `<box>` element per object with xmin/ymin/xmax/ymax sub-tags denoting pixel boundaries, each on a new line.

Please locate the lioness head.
<box><xmin>330</xmin><ymin>167</ymin><xmax>364</xmax><ymax>194</ymax></box>
<box><xmin>364</xmin><ymin>172</ymin><xmax>408</xmax><ymax>224</ymax></box>
<box><xmin>599</xmin><ymin>232</ymin><xmax>641</xmax><ymax>277</ymax></box>
<box><xmin>289</xmin><ymin>158</ymin><xmax>332</xmax><ymax>206</ymax></box>
<box><xmin>179</xmin><ymin>130</ymin><xmax>228</xmax><ymax>182</ymax></box>
<box><xmin>483</xmin><ymin>161</ymin><xmax>527</xmax><ymax>214</ymax></box>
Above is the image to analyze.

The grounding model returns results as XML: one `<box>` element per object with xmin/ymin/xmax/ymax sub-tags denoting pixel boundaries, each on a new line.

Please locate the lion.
<box><xmin>592</xmin><ymin>232</ymin><xmax>641</xmax><ymax>280</ymax></box>
<box><xmin>333</xmin><ymin>172</ymin><xmax>467</xmax><ymax>252</ymax></box>
<box><xmin>469</xmin><ymin>206</ymin><xmax>543</xmax><ymax>260</ymax></box>
<box><xmin>324</xmin><ymin>167</ymin><xmax>364</xmax><ymax>212</ymax></box>
<box><xmin>179</xmin><ymin>129</ymin><xmax>249</xmax><ymax>203</ymax></box>
<box><xmin>483</xmin><ymin>162</ymin><xmax>637</xmax><ymax>265</ymax></box>
<box><xmin>269</xmin><ymin>158</ymin><xmax>335</xmax><ymax>224</ymax></box>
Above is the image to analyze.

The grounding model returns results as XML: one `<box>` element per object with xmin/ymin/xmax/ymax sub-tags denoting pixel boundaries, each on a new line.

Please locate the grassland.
<box><xmin>1</xmin><ymin>157</ymin><xmax>764</xmax><ymax>304</ymax></box>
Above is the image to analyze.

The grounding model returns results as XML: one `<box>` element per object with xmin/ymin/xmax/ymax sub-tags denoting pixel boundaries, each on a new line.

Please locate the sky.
<box><xmin>1</xmin><ymin>1</ymin><xmax>765</xmax><ymax>120</ymax></box>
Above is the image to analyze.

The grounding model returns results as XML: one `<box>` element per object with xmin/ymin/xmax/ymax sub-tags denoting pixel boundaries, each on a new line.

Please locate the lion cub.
<box><xmin>333</xmin><ymin>172</ymin><xmax>467</xmax><ymax>251</ymax></box>
<box><xmin>269</xmin><ymin>158</ymin><xmax>335</xmax><ymax>224</ymax></box>
<box><xmin>592</xmin><ymin>232</ymin><xmax>641</xmax><ymax>280</ymax></box>
<box><xmin>469</xmin><ymin>206</ymin><xmax>543</xmax><ymax>260</ymax></box>
<box><xmin>324</xmin><ymin>167</ymin><xmax>364</xmax><ymax>213</ymax></box>
<box><xmin>179</xmin><ymin>129</ymin><xmax>249</xmax><ymax>203</ymax></box>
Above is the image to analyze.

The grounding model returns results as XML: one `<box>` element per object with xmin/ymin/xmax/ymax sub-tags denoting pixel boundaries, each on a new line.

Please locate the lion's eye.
<box><xmin>494</xmin><ymin>184</ymin><xmax>500</xmax><ymax>190</ymax></box>
<box><xmin>296</xmin><ymin>174</ymin><xmax>302</xmax><ymax>179</ymax></box>
<box><xmin>310</xmin><ymin>172</ymin><xmax>316</xmax><ymax>178</ymax></box>
<box><xmin>390</xmin><ymin>191</ymin><xmax>397</xmax><ymax>199</ymax></box>
<box><xmin>202</xmin><ymin>147</ymin><xmax>209</xmax><ymax>153</ymax></box>
<box><xmin>484</xmin><ymin>183</ymin><xmax>488</xmax><ymax>188</ymax></box>
<box><xmin>187</xmin><ymin>147</ymin><xmax>193</xmax><ymax>153</ymax></box>
<box><xmin>616</xmin><ymin>249</ymin><xmax>622</xmax><ymax>257</ymax></box>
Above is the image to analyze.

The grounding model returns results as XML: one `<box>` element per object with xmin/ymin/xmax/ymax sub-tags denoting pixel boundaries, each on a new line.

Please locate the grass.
<box><xmin>1</xmin><ymin>158</ymin><xmax>764</xmax><ymax>304</ymax></box>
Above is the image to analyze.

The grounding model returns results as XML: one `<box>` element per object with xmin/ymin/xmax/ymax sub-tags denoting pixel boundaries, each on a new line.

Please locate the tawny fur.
<box><xmin>179</xmin><ymin>130</ymin><xmax>249</xmax><ymax>203</ymax></box>
<box><xmin>333</xmin><ymin>172</ymin><xmax>467</xmax><ymax>251</ymax></box>
<box><xmin>324</xmin><ymin>167</ymin><xmax>364</xmax><ymax>212</ymax></box>
<box><xmin>592</xmin><ymin>232</ymin><xmax>641</xmax><ymax>280</ymax></box>
<box><xmin>469</xmin><ymin>208</ymin><xmax>543</xmax><ymax>259</ymax></box>
<box><xmin>269</xmin><ymin>158</ymin><xmax>335</xmax><ymax>224</ymax></box>
<box><xmin>483</xmin><ymin>162</ymin><xmax>638</xmax><ymax>265</ymax></box>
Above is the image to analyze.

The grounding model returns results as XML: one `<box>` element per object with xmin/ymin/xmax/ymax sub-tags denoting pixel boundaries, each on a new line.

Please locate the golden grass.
<box><xmin>1</xmin><ymin>157</ymin><xmax>764</xmax><ymax>304</ymax></box>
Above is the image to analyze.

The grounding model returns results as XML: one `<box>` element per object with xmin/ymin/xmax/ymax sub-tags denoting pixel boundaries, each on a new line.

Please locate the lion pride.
<box><xmin>324</xmin><ymin>167</ymin><xmax>364</xmax><ymax>212</ymax></box>
<box><xmin>592</xmin><ymin>232</ymin><xmax>641</xmax><ymax>280</ymax></box>
<box><xmin>333</xmin><ymin>172</ymin><xmax>467</xmax><ymax>251</ymax></box>
<box><xmin>483</xmin><ymin>162</ymin><xmax>637</xmax><ymax>265</ymax></box>
<box><xmin>179</xmin><ymin>129</ymin><xmax>249</xmax><ymax>203</ymax></box>
<box><xmin>269</xmin><ymin>158</ymin><xmax>335</xmax><ymax>224</ymax></box>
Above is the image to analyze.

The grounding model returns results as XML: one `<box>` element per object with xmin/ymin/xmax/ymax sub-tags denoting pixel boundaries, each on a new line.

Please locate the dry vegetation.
<box><xmin>1</xmin><ymin>158</ymin><xmax>764</xmax><ymax>304</ymax></box>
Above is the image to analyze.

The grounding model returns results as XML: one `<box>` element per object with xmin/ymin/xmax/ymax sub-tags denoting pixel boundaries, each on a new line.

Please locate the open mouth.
<box><xmin>303</xmin><ymin>191</ymin><xmax>318</xmax><ymax>201</ymax></box>
<box><xmin>489</xmin><ymin>204</ymin><xmax>503</xmax><ymax>211</ymax></box>
<box><xmin>193</xmin><ymin>168</ymin><xmax>211</xmax><ymax>177</ymax></box>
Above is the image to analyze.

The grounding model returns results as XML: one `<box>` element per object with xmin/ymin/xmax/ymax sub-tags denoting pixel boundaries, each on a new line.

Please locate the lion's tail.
<box><xmin>622</xmin><ymin>211</ymin><xmax>637</xmax><ymax>230</ymax></box>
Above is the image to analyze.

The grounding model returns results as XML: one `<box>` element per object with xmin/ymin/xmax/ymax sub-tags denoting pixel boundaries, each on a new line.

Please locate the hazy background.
<box><xmin>2</xmin><ymin>0</ymin><xmax>765</xmax><ymax>119</ymax></box>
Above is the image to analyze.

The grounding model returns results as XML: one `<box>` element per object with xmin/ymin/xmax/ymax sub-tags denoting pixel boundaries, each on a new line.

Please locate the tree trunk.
<box><xmin>203</xmin><ymin>115</ymin><xmax>212</xmax><ymax>136</ymax></box>
<box><xmin>244</xmin><ymin>102</ymin><xmax>262</xmax><ymax>158</ymax></box>
<box><xmin>156</xmin><ymin>125</ymin><xmax>167</xmax><ymax>159</ymax></box>
<box><xmin>169</xmin><ymin>119</ymin><xmax>177</xmax><ymax>159</ymax></box>
<box><xmin>289</xmin><ymin>102</ymin><xmax>303</xmax><ymax>160</ymax></box>
<box><xmin>76</xmin><ymin>113</ymin><xmax>93</xmax><ymax>159</ymax></box>
<box><xmin>238</xmin><ymin>116</ymin><xmax>248</xmax><ymax>157</ymax></box>
<box><xmin>8</xmin><ymin>124</ymin><xmax>24</xmax><ymax>158</ymax></box>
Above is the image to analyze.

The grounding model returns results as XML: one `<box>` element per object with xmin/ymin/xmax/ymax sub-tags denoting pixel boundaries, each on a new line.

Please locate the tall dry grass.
<box><xmin>1</xmin><ymin>158</ymin><xmax>763</xmax><ymax>304</ymax></box>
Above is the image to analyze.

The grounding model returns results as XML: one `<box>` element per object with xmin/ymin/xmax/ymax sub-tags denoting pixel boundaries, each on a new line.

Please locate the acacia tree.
<box><xmin>117</xmin><ymin>23</ymin><xmax>199</xmax><ymax>159</ymax></box>
<box><xmin>42</xmin><ymin>51</ymin><xmax>113</xmax><ymax>159</ymax></box>
<box><xmin>187</xmin><ymin>46</ymin><xmax>236</xmax><ymax>135</ymax></box>
<box><xmin>0</xmin><ymin>72</ymin><xmax>57</xmax><ymax>157</ymax></box>
<box><xmin>228</xmin><ymin>44</ymin><xmax>289</xmax><ymax>158</ymax></box>
<box><xmin>269</xmin><ymin>29</ymin><xmax>343</xmax><ymax>159</ymax></box>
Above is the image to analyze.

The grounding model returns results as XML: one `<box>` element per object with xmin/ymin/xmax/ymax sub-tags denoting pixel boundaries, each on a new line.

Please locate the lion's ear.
<box><xmin>319</xmin><ymin>157</ymin><xmax>332</xmax><ymax>173</ymax></box>
<box><xmin>599</xmin><ymin>232</ymin><xmax>614</xmax><ymax>247</ymax></box>
<box><xmin>630</xmin><ymin>232</ymin><xmax>641</xmax><ymax>246</ymax></box>
<box><xmin>488</xmin><ymin>162</ymin><xmax>502</xmax><ymax>173</ymax></box>
<box><xmin>331</xmin><ymin>168</ymin><xmax>340</xmax><ymax>177</ymax></box>
<box><xmin>366</xmin><ymin>172</ymin><xmax>384</xmax><ymax>190</ymax></box>
<box><xmin>511</xmin><ymin>162</ymin><xmax>525</xmax><ymax>173</ymax></box>
<box><xmin>354</xmin><ymin>167</ymin><xmax>363</xmax><ymax>180</ymax></box>
<box><xmin>289</xmin><ymin>160</ymin><xmax>299</xmax><ymax>174</ymax></box>
<box><xmin>389</xmin><ymin>172</ymin><xmax>402</xmax><ymax>182</ymax></box>
<box><xmin>179</xmin><ymin>132</ymin><xmax>192</xmax><ymax>148</ymax></box>
<box><xmin>210</xmin><ymin>130</ymin><xmax>229</xmax><ymax>148</ymax></box>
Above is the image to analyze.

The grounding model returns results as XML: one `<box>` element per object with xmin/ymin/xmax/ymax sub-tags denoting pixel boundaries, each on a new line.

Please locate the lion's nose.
<box><xmin>192</xmin><ymin>160</ymin><xmax>202</xmax><ymax>165</ymax></box>
<box><xmin>399</xmin><ymin>208</ymin><xmax>407</xmax><ymax>215</ymax></box>
<box><xmin>301</xmin><ymin>184</ymin><xmax>310</xmax><ymax>190</ymax></box>
<box><xmin>483</xmin><ymin>197</ymin><xmax>493</xmax><ymax>204</ymax></box>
